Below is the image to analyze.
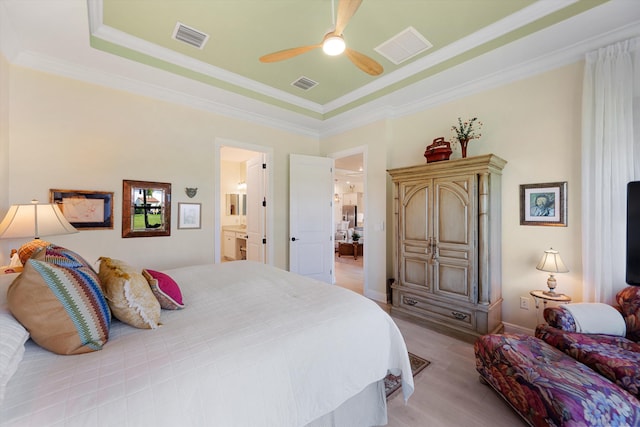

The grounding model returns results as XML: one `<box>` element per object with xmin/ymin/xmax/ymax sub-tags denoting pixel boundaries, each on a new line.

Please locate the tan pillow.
<box><xmin>7</xmin><ymin>245</ymin><xmax>111</xmax><ymax>355</ymax></box>
<box><xmin>98</xmin><ymin>257</ymin><xmax>160</xmax><ymax>329</ymax></box>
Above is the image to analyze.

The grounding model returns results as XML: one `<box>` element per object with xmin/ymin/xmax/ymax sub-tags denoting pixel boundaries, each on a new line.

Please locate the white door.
<box><xmin>246</xmin><ymin>154</ymin><xmax>266</xmax><ymax>263</ymax></box>
<box><xmin>289</xmin><ymin>154</ymin><xmax>334</xmax><ymax>283</ymax></box>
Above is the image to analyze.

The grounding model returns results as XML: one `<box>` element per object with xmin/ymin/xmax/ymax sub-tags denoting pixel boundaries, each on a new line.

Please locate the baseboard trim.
<box><xmin>365</xmin><ymin>289</ymin><xmax>388</xmax><ymax>304</ymax></box>
<box><xmin>502</xmin><ymin>322</ymin><xmax>534</xmax><ymax>336</ymax></box>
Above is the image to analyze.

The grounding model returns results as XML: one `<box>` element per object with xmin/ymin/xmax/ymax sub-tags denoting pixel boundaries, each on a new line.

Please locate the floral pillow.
<box><xmin>142</xmin><ymin>269</ymin><xmax>185</xmax><ymax>310</ymax></box>
<box><xmin>616</xmin><ymin>286</ymin><xmax>640</xmax><ymax>342</ymax></box>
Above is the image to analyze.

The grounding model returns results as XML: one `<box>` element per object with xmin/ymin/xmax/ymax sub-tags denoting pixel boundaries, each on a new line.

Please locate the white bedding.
<box><xmin>0</xmin><ymin>261</ymin><xmax>413</xmax><ymax>427</ymax></box>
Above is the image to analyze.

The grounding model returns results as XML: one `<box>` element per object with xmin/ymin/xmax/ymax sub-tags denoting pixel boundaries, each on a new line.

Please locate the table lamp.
<box><xmin>536</xmin><ymin>248</ymin><xmax>569</xmax><ymax>296</ymax></box>
<box><xmin>0</xmin><ymin>200</ymin><xmax>78</xmax><ymax>264</ymax></box>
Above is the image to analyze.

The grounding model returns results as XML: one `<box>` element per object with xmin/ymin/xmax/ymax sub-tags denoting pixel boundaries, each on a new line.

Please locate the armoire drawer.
<box><xmin>396</xmin><ymin>290</ymin><xmax>475</xmax><ymax>330</ymax></box>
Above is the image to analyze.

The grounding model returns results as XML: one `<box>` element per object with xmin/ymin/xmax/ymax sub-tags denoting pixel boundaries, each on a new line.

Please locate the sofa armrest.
<box><xmin>617</xmin><ymin>286</ymin><xmax>640</xmax><ymax>342</ymax></box>
<box><xmin>543</xmin><ymin>306</ymin><xmax>577</xmax><ymax>331</ymax></box>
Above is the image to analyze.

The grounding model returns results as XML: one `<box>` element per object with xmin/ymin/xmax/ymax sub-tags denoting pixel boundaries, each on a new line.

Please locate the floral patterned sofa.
<box><xmin>475</xmin><ymin>286</ymin><xmax>640</xmax><ymax>426</ymax></box>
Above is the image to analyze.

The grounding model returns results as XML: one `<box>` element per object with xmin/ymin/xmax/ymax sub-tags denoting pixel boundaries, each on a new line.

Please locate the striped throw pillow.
<box><xmin>7</xmin><ymin>245</ymin><xmax>111</xmax><ymax>355</ymax></box>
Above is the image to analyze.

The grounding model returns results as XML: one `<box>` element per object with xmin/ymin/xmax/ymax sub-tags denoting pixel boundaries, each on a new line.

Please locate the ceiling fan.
<box><xmin>259</xmin><ymin>0</ymin><xmax>383</xmax><ymax>76</ymax></box>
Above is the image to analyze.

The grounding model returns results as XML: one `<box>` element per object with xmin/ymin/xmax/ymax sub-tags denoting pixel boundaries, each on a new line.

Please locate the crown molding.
<box><xmin>323</xmin><ymin>0</ymin><xmax>578</xmax><ymax>113</ymax></box>
<box><xmin>87</xmin><ymin>0</ymin><xmax>323</xmax><ymax>115</ymax></box>
<box><xmin>320</xmin><ymin>2</ymin><xmax>640</xmax><ymax>138</ymax></box>
<box><xmin>12</xmin><ymin>49</ymin><xmax>323</xmax><ymax>138</ymax></box>
<box><xmin>86</xmin><ymin>0</ymin><xmax>577</xmax><ymax>117</ymax></box>
<box><xmin>4</xmin><ymin>0</ymin><xmax>640</xmax><ymax>140</ymax></box>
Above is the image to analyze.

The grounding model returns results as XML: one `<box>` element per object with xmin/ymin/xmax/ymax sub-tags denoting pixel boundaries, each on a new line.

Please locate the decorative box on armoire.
<box><xmin>387</xmin><ymin>154</ymin><xmax>507</xmax><ymax>342</ymax></box>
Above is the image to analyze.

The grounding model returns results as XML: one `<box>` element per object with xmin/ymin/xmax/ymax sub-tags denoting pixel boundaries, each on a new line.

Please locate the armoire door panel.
<box><xmin>435</xmin><ymin>179</ymin><xmax>473</xmax><ymax>245</ymax></box>
<box><xmin>436</xmin><ymin>263</ymin><xmax>471</xmax><ymax>300</ymax></box>
<box><xmin>402</xmin><ymin>184</ymin><xmax>429</xmax><ymax>242</ymax></box>
<box><xmin>437</xmin><ymin>247</ymin><xmax>469</xmax><ymax>260</ymax></box>
<box><xmin>403</xmin><ymin>257</ymin><xmax>429</xmax><ymax>289</ymax></box>
<box><xmin>403</xmin><ymin>242</ymin><xmax>430</xmax><ymax>255</ymax></box>
<box><xmin>438</xmin><ymin>195</ymin><xmax>467</xmax><ymax>243</ymax></box>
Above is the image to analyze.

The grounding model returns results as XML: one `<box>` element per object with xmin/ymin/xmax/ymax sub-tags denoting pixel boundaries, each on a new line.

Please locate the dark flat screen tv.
<box><xmin>627</xmin><ymin>181</ymin><xmax>640</xmax><ymax>285</ymax></box>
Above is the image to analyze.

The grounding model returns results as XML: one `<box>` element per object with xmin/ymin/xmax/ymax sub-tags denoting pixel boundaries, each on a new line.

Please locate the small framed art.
<box><xmin>178</xmin><ymin>202</ymin><xmax>201</xmax><ymax>229</ymax></box>
<box><xmin>50</xmin><ymin>189</ymin><xmax>114</xmax><ymax>229</ymax></box>
<box><xmin>520</xmin><ymin>182</ymin><xmax>567</xmax><ymax>226</ymax></box>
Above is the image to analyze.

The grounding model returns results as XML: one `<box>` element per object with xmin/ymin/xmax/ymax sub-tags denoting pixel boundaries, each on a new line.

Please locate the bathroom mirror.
<box><xmin>122</xmin><ymin>179</ymin><xmax>171</xmax><ymax>238</ymax></box>
<box><xmin>226</xmin><ymin>193</ymin><xmax>239</xmax><ymax>215</ymax></box>
<box><xmin>226</xmin><ymin>193</ymin><xmax>246</xmax><ymax>216</ymax></box>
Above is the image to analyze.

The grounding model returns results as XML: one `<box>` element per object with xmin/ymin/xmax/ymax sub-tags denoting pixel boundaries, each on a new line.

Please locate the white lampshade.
<box><xmin>536</xmin><ymin>248</ymin><xmax>568</xmax><ymax>295</ymax></box>
<box><xmin>0</xmin><ymin>201</ymin><xmax>78</xmax><ymax>239</ymax></box>
<box><xmin>536</xmin><ymin>248</ymin><xmax>569</xmax><ymax>273</ymax></box>
<box><xmin>322</xmin><ymin>35</ymin><xmax>346</xmax><ymax>56</ymax></box>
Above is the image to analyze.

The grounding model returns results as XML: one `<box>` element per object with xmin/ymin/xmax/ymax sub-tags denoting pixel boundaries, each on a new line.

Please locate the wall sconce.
<box><xmin>237</xmin><ymin>181</ymin><xmax>247</xmax><ymax>191</ymax></box>
<box><xmin>334</xmin><ymin>193</ymin><xmax>340</xmax><ymax>202</ymax></box>
<box><xmin>536</xmin><ymin>248</ymin><xmax>569</xmax><ymax>296</ymax></box>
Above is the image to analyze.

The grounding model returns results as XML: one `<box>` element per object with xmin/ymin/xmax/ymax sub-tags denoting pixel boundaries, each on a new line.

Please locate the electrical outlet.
<box><xmin>520</xmin><ymin>296</ymin><xmax>530</xmax><ymax>310</ymax></box>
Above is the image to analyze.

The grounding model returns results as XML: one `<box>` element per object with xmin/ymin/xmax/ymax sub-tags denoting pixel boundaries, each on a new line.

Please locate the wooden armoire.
<box><xmin>387</xmin><ymin>154</ymin><xmax>507</xmax><ymax>342</ymax></box>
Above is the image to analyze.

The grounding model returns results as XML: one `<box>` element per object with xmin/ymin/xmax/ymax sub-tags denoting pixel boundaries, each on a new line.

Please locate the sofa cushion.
<box><xmin>536</xmin><ymin>324</ymin><xmax>640</xmax><ymax>398</ymax></box>
<box><xmin>616</xmin><ymin>286</ymin><xmax>640</xmax><ymax>342</ymax></box>
<box><xmin>475</xmin><ymin>333</ymin><xmax>640</xmax><ymax>427</ymax></box>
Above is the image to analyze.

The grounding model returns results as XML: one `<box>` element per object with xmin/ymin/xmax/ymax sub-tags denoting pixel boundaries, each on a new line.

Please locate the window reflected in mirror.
<box><xmin>122</xmin><ymin>180</ymin><xmax>171</xmax><ymax>238</ymax></box>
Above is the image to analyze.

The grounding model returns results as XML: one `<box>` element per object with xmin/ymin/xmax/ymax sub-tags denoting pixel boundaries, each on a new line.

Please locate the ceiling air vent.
<box><xmin>291</xmin><ymin>76</ymin><xmax>318</xmax><ymax>91</ymax></box>
<box><xmin>172</xmin><ymin>22</ymin><xmax>209</xmax><ymax>49</ymax></box>
<box><xmin>375</xmin><ymin>26</ymin><xmax>432</xmax><ymax>65</ymax></box>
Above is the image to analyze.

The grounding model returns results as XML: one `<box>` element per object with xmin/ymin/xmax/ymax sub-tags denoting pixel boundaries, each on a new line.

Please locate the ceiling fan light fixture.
<box><xmin>322</xmin><ymin>35</ymin><xmax>346</xmax><ymax>56</ymax></box>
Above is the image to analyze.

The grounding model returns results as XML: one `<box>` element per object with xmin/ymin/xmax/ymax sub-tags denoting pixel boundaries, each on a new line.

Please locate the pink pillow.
<box><xmin>142</xmin><ymin>269</ymin><xmax>185</xmax><ymax>310</ymax></box>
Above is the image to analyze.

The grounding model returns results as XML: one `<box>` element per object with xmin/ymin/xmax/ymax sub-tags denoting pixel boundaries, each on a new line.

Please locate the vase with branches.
<box><xmin>451</xmin><ymin>117</ymin><xmax>482</xmax><ymax>158</ymax></box>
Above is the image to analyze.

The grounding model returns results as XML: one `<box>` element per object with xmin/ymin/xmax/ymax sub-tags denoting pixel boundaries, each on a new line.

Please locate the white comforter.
<box><xmin>1</xmin><ymin>261</ymin><xmax>413</xmax><ymax>427</ymax></box>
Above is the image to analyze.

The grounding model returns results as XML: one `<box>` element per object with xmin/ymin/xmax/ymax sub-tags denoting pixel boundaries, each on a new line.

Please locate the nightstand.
<box><xmin>530</xmin><ymin>290</ymin><xmax>571</xmax><ymax>324</ymax></box>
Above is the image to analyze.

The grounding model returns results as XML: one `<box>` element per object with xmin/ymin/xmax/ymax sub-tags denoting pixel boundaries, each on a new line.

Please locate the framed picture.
<box><xmin>520</xmin><ymin>182</ymin><xmax>567</xmax><ymax>226</ymax></box>
<box><xmin>50</xmin><ymin>189</ymin><xmax>114</xmax><ymax>229</ymax></box>
<box><xmin>122</xmin><ymin>180</ymin><xmax>171</xmax><ymax>238</ymax></box>
<box><xmin>178</xmin><ymin>202</ymin><xmax>201</xmax><ymax>229</ymax></box>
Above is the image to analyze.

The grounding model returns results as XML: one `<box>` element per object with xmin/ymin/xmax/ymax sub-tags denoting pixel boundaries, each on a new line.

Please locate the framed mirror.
<box><xmin>122</xmin><ymin>180</ymin><xmax>171</xmax><ymax>238</ymax></box>
<box><xmin>226</xmin><ymin>193</ymin><xmax>240</xmax><ymax>215</ymax></box>
<box><xmin>225</xmin><ymin>193</ymin><xmax>247</xmax><ymax>216</ymax></box>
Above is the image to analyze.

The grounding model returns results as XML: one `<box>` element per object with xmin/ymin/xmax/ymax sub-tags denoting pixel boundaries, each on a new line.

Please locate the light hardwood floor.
<box><xmin>334</xmin><ymin>255</ymin><xmax>525</xmax><ymax>426</ymax></box>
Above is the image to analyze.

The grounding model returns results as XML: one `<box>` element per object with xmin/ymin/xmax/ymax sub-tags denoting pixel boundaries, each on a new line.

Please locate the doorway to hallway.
<box><xmin>333</xmin><ymin>152</ymin><xmax>365</xmax><ymax>295</ymax></box>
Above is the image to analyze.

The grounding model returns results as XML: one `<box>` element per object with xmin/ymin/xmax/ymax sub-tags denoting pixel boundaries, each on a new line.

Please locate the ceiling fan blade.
<box><xmin>259</xmin><ymin>44</ymin><xmax>321</xmax><ymax>63</ymax></box>
<box><xmin>345</xmin><ymin>48</ymin><xmax>383</xmax><ymax>76</ymax></box>
<box><xmin>335</xmin><ymin>0</ymin><xmax>362</xmax><ymax>36</ymax></box>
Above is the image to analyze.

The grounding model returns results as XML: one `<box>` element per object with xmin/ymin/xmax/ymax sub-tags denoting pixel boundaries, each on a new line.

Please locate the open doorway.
<box><xmin>216</xmin><ymin>141</ymin><xmax>273</xmax><ymax>265</ymax></box>
<box><xmin>333</xmin><ymin>152</ymin><xmax>365</xmax><ymax>295</ymax></box>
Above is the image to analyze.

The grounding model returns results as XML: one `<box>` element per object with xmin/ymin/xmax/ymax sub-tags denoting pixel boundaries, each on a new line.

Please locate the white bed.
<box><xmin>1</xmin><ymin>261</ymin><xmax>414</xmax><ymax>427</ymax></box>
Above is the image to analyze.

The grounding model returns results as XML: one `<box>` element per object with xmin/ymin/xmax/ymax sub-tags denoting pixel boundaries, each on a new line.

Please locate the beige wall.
<box><xmin>2</xmin><ymin>57</ymin><xmax>585</xmax><ymax>330</ymax></box>
<box><xmin>322</xmin><ymin>120</ymin><xmax>392</xmax><ymax>303</ymax></box>
<box><xmin>323</xmin><ymin>62</ymin><xmax>584</xmax><ymax>330</ymax></box>
<box><xmin>0</xmin><ymin>55</ymin><xmax>9</xmax><ymax>219</ymax></box>
<box><xmin>0</xmin><ymin>64</ymin><xmax>318</xmax><ymax>270</ymax></box>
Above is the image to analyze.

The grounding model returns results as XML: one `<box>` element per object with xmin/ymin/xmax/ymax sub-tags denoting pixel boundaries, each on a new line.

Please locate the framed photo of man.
<box><xmin>520</xmin><ymin>182</ymin><xmax>567</xmax><ymax>226</ymax></box>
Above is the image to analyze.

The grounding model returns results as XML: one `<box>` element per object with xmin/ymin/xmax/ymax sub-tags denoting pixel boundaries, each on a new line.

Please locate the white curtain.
<box><xmin>582</xmin><ymin>37</ymin><xmax>640</xmax><ymax>303</ymax></box>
